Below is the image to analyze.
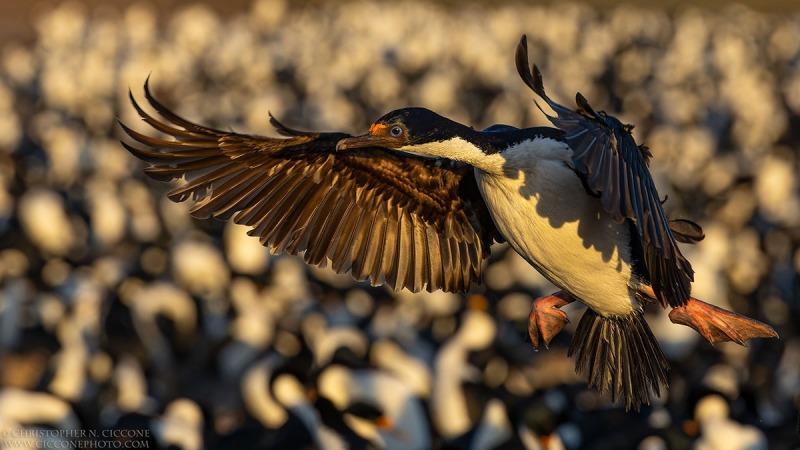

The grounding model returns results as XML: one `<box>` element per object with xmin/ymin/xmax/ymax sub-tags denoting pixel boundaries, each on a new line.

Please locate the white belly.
<box><xmin>476</xmin><ymin>158</ymin><xmax>640</xmax><ymax>317</ymax></box>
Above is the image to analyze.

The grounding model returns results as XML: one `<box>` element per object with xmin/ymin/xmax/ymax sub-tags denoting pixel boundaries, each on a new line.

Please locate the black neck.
<box><xmin>472</xmin><ymin>126</ymin><xmax>566</xmax><ymax>154</ymax></box>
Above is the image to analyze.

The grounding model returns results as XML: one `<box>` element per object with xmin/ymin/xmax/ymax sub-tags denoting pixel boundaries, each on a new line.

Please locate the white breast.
<box><xmin>475</xmin><ymin>138</ymin><xmax>640</xmax><ymax>317</ymax></box>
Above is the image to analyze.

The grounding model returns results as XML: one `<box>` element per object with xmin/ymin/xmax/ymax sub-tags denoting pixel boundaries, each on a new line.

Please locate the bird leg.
<box><xmin>640</xmin><ymin>286</ymin><xmax>778</xmax><ymax>345</ymax></box>
<box><xmin>528</xmin><ymin>291</ymin><xmax>572</xmax><ymax>350</ymax></box>
<box><xmin>668</xmin><ymin>299</ymin><xmax>778</xmax><ymax>345</ymax></box>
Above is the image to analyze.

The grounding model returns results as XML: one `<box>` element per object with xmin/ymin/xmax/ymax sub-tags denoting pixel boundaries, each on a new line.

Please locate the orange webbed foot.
<box><xmin>668</xmin><ymin>297</ymin><xmax>778</xmax><ymax>345</ymax></box>
<box><xmin>528</xmin><ymin>291</ymin><xmax>573</xmax><ymax>350</ymax></box>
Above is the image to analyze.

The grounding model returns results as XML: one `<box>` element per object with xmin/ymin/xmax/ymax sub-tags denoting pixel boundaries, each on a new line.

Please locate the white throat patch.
<box><xmin>398</xmin><ymin>137</ymin><xmax>486</xmax><ymax>166</ymax></box>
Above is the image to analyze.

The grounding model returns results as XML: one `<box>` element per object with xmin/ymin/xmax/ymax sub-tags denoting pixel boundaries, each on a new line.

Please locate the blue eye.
<box><xmin>389</xmin><ymin>126</ymin><xmax>403</xmax><ymax>137</ymax></box>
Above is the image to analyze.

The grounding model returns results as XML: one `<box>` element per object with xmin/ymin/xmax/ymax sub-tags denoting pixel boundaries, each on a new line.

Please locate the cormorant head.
<box><xmin>336</xmin><ymin>107</ymin><xmax>480</xmax><ymax>160</ymax></box>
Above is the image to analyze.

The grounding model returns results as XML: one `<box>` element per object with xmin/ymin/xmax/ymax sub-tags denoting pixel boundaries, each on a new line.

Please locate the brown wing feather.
<box><xmin>121</xmin><ymin>79</ymin><xmax>499</xmax><ymax>293</ymax></box>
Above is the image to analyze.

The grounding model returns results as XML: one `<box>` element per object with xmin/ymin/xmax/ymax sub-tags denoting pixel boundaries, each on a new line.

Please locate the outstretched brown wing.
<box><xmin>120</xmin><ymin>79</ymin><xmax>500</xmax><ymax>293</ymax></box>
<box><xmin>515</xmin><ymin>36</ymin><xmax>693</xmax><ymax>308</ymax></box>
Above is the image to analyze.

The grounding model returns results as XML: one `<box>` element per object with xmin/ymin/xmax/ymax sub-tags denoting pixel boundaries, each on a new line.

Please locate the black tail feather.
<box><xmin>568</xmin><ymin>309</ymin><xmax>668</xmax><ymax>411</ymax></box>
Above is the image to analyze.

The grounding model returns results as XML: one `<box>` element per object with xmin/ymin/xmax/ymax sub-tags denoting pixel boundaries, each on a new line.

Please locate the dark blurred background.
<box><xmin>0</xmin><ymin>1</ymin><xmax>798</xmax><ymax>449</ymax></box>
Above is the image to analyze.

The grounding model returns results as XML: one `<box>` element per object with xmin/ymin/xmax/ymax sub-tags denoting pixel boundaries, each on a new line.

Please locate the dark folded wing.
<box><xmin>120</xmin><ymin>80</ymin><xmax>499</xmax><ymax>293</ymax></box>
<box><xmin>515</xmin><ymin>36</ymin><xmax>693</xmax><ymax>308</ymax></box>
